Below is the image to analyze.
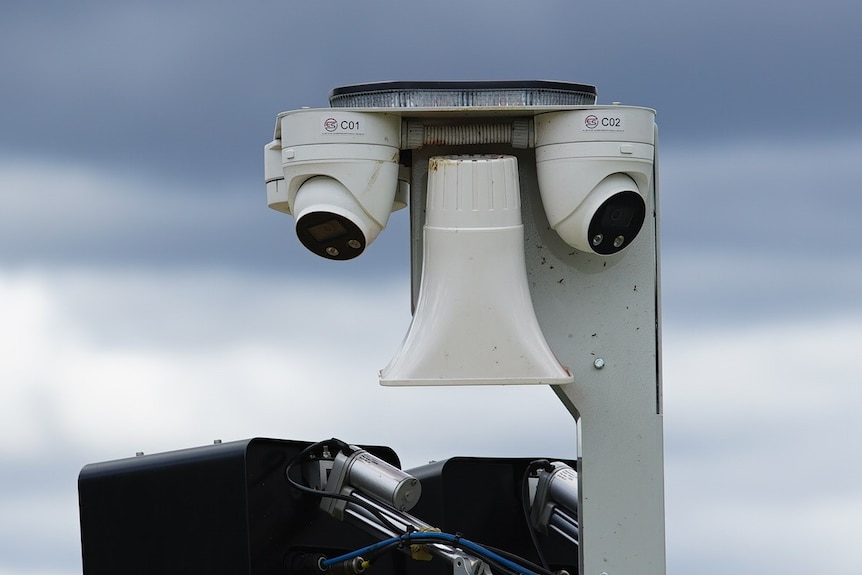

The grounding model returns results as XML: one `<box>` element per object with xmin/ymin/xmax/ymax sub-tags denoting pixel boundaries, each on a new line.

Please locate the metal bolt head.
<box><xmin>593</xmin><ymin>358</ymin><xmax>605</xmax><ymax>370</ymax></box>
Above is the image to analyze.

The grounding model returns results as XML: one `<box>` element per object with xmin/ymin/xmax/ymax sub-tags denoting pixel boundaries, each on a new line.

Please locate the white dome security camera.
<box><xmin>535</xmin><ymin>107</ymin><xmax>656</xmax><ymax>256</ymax></box>
<box><xmin>264</xmin><ymin>110</ymin><xmax>403</xmax><ymax>260</ymax></box>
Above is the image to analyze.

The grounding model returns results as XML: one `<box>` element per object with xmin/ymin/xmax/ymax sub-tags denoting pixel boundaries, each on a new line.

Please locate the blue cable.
<box><xmin>320</xmin><ymin>537</ymin><xmax>399</xmax><ymax>566</ymax></box>
<box><xmin>321</xmin><ymin>531</ymin><xmax>541</xmax><ymax>575</ymax></box>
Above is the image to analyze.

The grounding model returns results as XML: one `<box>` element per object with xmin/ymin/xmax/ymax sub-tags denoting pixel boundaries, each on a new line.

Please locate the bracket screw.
<box><xmin>593</xmin><ymin>358</ymin><xmax>605</xmax><ymax>370</ymax></box>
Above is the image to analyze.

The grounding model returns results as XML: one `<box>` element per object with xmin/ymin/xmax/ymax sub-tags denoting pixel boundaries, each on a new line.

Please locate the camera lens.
<box><xmin>588</xmin><ymin>191</ymin><xmax>645</xmax><ymax>255</ymax></box>
<box><xmin>308</xmin><ymin>219</ymin><xmax>348</xmax><ymax>242</ymax></box>
<box><xmin>296</xmin><ymin>211</ymin><xmax>366</xmax><ymax>260</ymax></box>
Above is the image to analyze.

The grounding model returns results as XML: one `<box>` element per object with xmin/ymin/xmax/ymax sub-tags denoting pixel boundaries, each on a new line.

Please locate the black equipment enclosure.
<box><xmin>78</xmin><ymin>438</ymin><xmax>403</xmax><ymax>575</ymax></box>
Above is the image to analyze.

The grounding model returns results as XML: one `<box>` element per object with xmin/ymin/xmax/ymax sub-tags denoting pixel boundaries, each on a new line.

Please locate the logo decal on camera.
<box><xmin>320</xmin><ymin>116</ymin><xmax>365</xmax><ymax>135</ymax></box>
<box><xmin>582</xmin><ymin>113</ymin><xmax>625</xmax><ymax>132</ymax></box>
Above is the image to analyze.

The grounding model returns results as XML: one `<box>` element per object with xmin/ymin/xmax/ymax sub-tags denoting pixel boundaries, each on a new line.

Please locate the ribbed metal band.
<box><xmin>329</xmin><ymin>80</ymin><xmax>597</xmax><ymax>108</ymax></box>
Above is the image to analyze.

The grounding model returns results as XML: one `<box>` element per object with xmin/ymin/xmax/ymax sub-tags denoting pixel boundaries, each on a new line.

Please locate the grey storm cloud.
<box><xmin>2</xmin><ymin>0</ymin><xmax>861</xmax><ymax>185</ymax></box>
<box><xmin>3</xmin><ymin>0</ymin><xmax>861</xmax><ymax>285</ymax></box>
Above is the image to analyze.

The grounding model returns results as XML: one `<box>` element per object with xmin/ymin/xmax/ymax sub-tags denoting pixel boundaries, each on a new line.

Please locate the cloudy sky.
<box><xmin>2</xmin><ymin>1</ymin><xmax>861</xmax><ymax>574</ymax></box>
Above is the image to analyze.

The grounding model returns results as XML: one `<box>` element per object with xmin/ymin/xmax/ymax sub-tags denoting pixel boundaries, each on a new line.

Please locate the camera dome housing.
<box><xmin>264</xmin><ymin>110</ymin><xmax>402</xmax><ymax>260</ymax></box>
<box><xmin>554</xmin><ymin>173</ymin><xmax>646</xmax><ymax>255</ymax></box>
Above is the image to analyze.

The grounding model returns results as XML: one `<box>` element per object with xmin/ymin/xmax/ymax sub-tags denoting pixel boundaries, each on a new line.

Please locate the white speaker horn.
<box><xmin>379</xmin><ymin>155</ymin><xmax>573</xmax><ymax>386</ymax></box>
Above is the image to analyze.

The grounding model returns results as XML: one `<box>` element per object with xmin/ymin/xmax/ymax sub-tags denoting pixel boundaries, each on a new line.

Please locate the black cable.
<box><xmin>284</xmin><ymin>438</ymin><xmax>349</xmax><ymax>496</ymax></box>
<box><xmin>284</xmin><ymin>438</ymin><xmax>405</xmax><ymax>535</ymax></box>
<box><xmin>430</xmin><ymin>534</ymin><xmax>548</xmax><ymax>575</ymax></box>
<box><xmin>362</xmin><ymin>539</ymin><xmax>402</xmax><ymax>564</ymax></box>
<box><xmin>482</xmin><ymin>544</ymin><xmax>559</xmax><ymax>575</ymax></box>
<box><xmin>521</xmin><ymin>460</ymin><xmax>555</xmax><ymax>570</ymax></box>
